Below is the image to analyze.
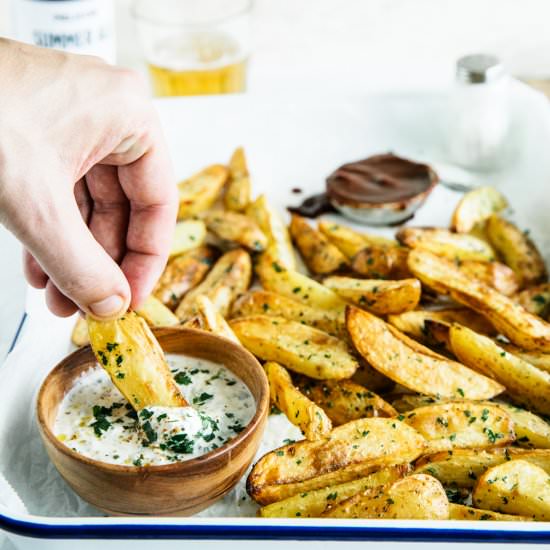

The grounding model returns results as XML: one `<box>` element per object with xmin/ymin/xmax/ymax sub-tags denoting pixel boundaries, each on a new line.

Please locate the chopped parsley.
<box><xmin>174</xmin><ymin>371</ymin><xmax>193</xmax><ymax>385</ymax></box>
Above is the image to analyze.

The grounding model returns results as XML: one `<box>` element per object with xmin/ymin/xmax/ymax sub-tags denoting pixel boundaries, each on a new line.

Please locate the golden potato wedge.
<box><xmin>473</xmin><ymin>459</ymin><xmax>550</xmax><ymax>520</ymax></box>
<box><xmin>486</xmin><ymin>214</ymin><xmax>547</xmax><ymax>288</ymax></box>
<box><xmin>351</xmin><ymin>363</ymin><xmax>396</xmax><ymax>394</ymax></box>
<box><xmin>397</xmin><ymin>227</ymin><xmax>496</xmax><ymax>262</ymax></box>
<box><xmin>259</xmin><ymin>466</ymin><xmax>408</xmax><ymax>518</ymax></box>
<box><xmin>265</xmin><ymin>362</ymin><xmax>332</xmax><ymax>440</ymax></box>
<box><xmin>224</xmin><ymin>146</ymin><xmax>251</xmax><ymax>212</ymax></box>
<box><xmin>231</xmin><ymin>290</ymin><xmax>345</xmax><ymax>337</ymax></box>
<box><xmin>499</xmin><ymin>344</ymin><xmax>550</xmax><ymax>375</ymax></box>
<box><xmin>296</xmin><ymin>377</ymin><xmax>397</xmax><ymax>425</ymax></box>
<box><xmin>408</xmin><ymin>249</ymin><xmax>550</xmax><ymax>351</ymax></box>
<box><xmin>493</xmin><ymin>401</ymin><xmax>550</xmax><ymax>449</ymax></box>
<box><xmin>323</xmin><ymin>474</ymin><xmax>448</xmax><ymax>520</ymax></box>
<box><xmin>289</xmin><ymin>214</ymin><xmax>349</xmax><ymax>275</ymax></box>
<box><xmin>351</xmin><ymin>246</ymin><xmax>411</xmax><ymax>279</ymax></box>
<box><xmin>230</xmin><ymin>315</ymin><xmax>358</xmax><ymax>380</ymax></box>
<box><xmin>175</xmin><ymin>249</ymin><xmax>251</xmax><ymax>321</ymax></box>
<box><xmin>391</xmin><ymin>394</ymin><xmax>447</xmax><ymax>413</ymax></box>
<box><xmin>87</xmin><ymin>312</ymin><xmax>187</xmax><ymax>410</ymax></box>
<box><xmin>177</xmin><ymin>164</ymin><xmax>229</xmax><ymax>219</ymax></box>
<box><xmin>135</xmin><ymin>295</ymin><xmax>180</xmax><ymax>327</ymax></box>
<box><xmin>458</xmin><ymin>260</ymin><xmax>519</xmax><ymax>296</ymax></box>
<box><xmin>204</xmin><ymin>210</ymin><xmax>267</xmax><ymax>252</ymax></box>
<box><xmin>184</xmin><ymin>295</ymin><xmax>240</xmax><ymax>344</ymax></box>
<box><xmin>451</xmin><ymin>186</ymin><xmax>508</xmax><ymax>234</ymax></box>
<box><xmin>246</xmin><ymin>194</ymin><xmax>295</xmax><ymax>269</ymax></box>
<box><xmin>246</xmin><ymin>417</ymin><xmax>426</xmax><ymax>504</ymax></box>
<box><xmin>71</xmin><ymin>317</ymin><xmax>89</xmax><ymax>347</ymax></box>
<box><xmin>169</xmin><ymin>220</ymin><xmax>206</xmax><ymax>257</ymax></box>
<box><xmin>347</xmin><ymin>307</ymin><xmax>504</xmax><ymax>400</ymax></box>
<box><xmin>448</xmin><ymin>503</ymin><xmax>531</xmax><ymax>521</ymax></box>
<box><xmin>449</xmin><ymin>324</ymin><xmax>550</xmax><ymax>415</ymax></box>
<box><xmin>404</xmin><ymin>402</ymin><xmax>514</xmax><ymax>454</ymax></box>
<box><xmin>324</xmin><ymin>276</ymin><xmax>421</xmax><ymax>315</ymax></box>
<box><xmin>153</xmin><ymin>246</ymin><xmax>217</xmax><ymax>310</ymax></box>
<box><xmin>515</xmin><ymin>283</ymin><xmax>550</xmax><ymax>318</ymax></box>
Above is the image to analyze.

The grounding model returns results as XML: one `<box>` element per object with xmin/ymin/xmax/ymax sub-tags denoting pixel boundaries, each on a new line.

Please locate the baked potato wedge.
<box><xmin>494</xmin><ymin>401</ymin><xmax>550</xmax><ymax>449</ymax></box>
<box><xmin>473</xmin><ymin>459</ymin><xmax>550</xmax><ymax>520</ymax></box>
<box><xmin>177</xmin><ymin>164</ymin><xmax>229</xmax><ymax>219</ymax></box>
<box><xmin>71</xmin><ymin>317</ymin><xmax>89</xmax><ymax>347</ymax></box>
<box><xmin>265</xmin><ymin>362</ymin><xmax>332</xmax><ymax>440</ymax></box>
<box><xmin>351</xmin><ymin>363</ymin><xmax>396</xmax><ymax>394</ymax></box>
<box><xmin>351</xmin><ymin>245</ymin><xmax>411</xmax><ymax>279</ymax></box>
<box><xmin>87</xmin><ymin>312</ymin><xmax>187</xmax><ymax>409</ymax></box>
<box><xmin>499</xmin><ymin>344</ymin><xmax>550</xmax><ymax>375</ymax></box>
<box><xmin>183</xmin><ymin>296</ymin><xmax>240</xmax><ymax>344</ymax></box>
<box><xmin>457</xmin><ymin>260</ymin><xmax>519</xmax><ymax>296</ymax></box>
<box><xmin>448</xmin><ymin>503</ymin><xmax>531</xmax><ymax>521</ymax></box>
<box><xmin>486</xmin><ymin>214</ymin><xmax>547</xmax><ymax>288</ymax></box>
<box><xmin>204</xmin><ymin>210</ymin><xmax>267</xmax><ymax>252</ymax></box>
<box><xmin>230</xmin><ymin>315</ymin><xmax>359</xmax><ymax>379</ymax></box>
<box><xmin>451</xmin><ymin>186</ymin><xmax>508</xmax><ymax>234</ymax></box>
<box><xmin>515</xmin><ymin>283</ymin><xmax>550</xmax><ymax>318</ymax></box>
<box><xmin>246</xmin><ymin>417</ymin><xmax>426</xmax><ymax>504</ymax></box>
<box><xmin>169</xmin><ymin>220</ymin><xmax>206</xmax><ymax>258</ymax></box>
<box><xmin>323</xmin><ymin>474</ymin><xmax>448</xmax><ymax>520</ymax></box>
<box><xmin>324</xmin><ymin>276</ymin><xmax>421</xmax><ymax>315</ymax></box>
<box><xmin>347</xmin><ymin>307</ymin><xmax>504</xmax><ymax>399</ymax></box>
<box><xmin>224</xmin><ymin>146</ymin><xmax>251</xmax><ymax>212</ymax></box>
<box><xmin>289</xmin><ymin>214</ymin><xmax>348</xmax><ymax>274</ymax></box>
<box><xmin>175</xmin><ymin>249</ymin><xmax>251</xmax><ymax>321</ymax></box>
<box><xmin>135</xmin><ymin>295</ymin><xmax>180</xmax><ymax>327</ymax></box>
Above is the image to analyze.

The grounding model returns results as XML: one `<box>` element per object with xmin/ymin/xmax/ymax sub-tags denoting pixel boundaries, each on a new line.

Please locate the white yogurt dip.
<box><xmin>54</xmin><ymin>355</ymin><xmax>255</xmax><ymax>466</ymax></box>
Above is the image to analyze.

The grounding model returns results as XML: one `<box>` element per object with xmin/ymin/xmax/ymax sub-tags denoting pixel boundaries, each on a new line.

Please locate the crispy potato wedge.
<box><xmin>204</xmin><ymin>210</ymin><xmax>267</xmax><ymax>252</ymax></box>
<box><xmin>493</xmin><ymin>401</ymin><xmax>550</xmax><ymax>449</ymax></box>
<box><xmin>458</xmin><ymin>260</ymin><xmax>519</xmax><ymax>296</ymax></box>
<box><xmin>71</xmin><ymin>317</ymin><xmax>89</xmax><ymax>347</ymax></box>
<box><xmin>347</xmin><ymin>307</ymin><xmax>504</xmax><ymax>400</ymax></box>
<box><xmin>224</xmin><ymin>146</ymin><xmax>251</xmax><ymax>212</ymax></box>
<box><xmin>289</xmin><ymin>214</ymin><xmax>349</xmax><ymax>274</ymax></box>
<box><xmin>451</xmin><ymin>186</ymin><xmax>508</xmax><ymax>234</ymax></box>
<box><xmin>473</xmin><ymin>460</ymin><xmax>550</xmax><ymax>520</ymax></box>
<box><xmin>231</xmin><ymin>290</ymin><xmax>345</xmax><ymax>337</ymax></box>
<box><xmin>324</xmin><ymin>276</ymin><xmax>421</xmax><ymax>315</ymax></box>
<box><xmin>169</xmin><ymin>220</ymin><xmax>206</xmax><ymax>258</ymax></box>
<box><xmin>296</xmin><ymin>377</ymin><xmax>397</xmax><ymax>425</ymax></box>
<box><xmin>177</xmin><ymin>164</ymin><xmax>229</xmax><ymax>219</ymax></box>
<box><xmin>351</xmin><ymin>246</ymin><xmax>411</xmax><ymax>279</ymax></box>
<box><xmin>135</xmin><ymin>295</ymin><xmax>180</xmax><ymax>327</ymax></box>
<box><xmin>184</xmin><ymin>296</ymin><xmax>240</xmax><ymax>344</ymax></box>
<box><xmin>397</xmin><ymin>227</ymin><xmax>496</xmax><ymax>262</ymax></box>
<box><xmin>391</xmin><ymin>394</ymin><xmax>448</xmax><ymax>413</ymax></box>
<box><xmin>448</xmin><ymin>503</ymin><xmax>531</xmax><ymax>521</ymax></box>
<box><xmin>175</xmin><ymin>249</ymin><xmax>251</xmax><ymax>321</ymax></box>
<box><xmin>246</xmin><ymin>194</ymin><xmax>295</xmax><ymax>269</ymax></box>
<box><xmin>515</xmin><ymin>283</ymin><xmax>550</xmax><ymax>318</ymax></box>
<box><xmin>87</xmin><ymin>312</ymin><xmax>187</xmax><ymax>409</ymax></box>
<box><xmin>265</xmin><ymin>362</ymin><xmax>332</xmax><ymax>440</ymax></box>
<box><xmin>258</xmin><ymin>466</ymin><xmax>407</xmax><ymax>518</ymax></box>
<box><xmin>404</xmin><ymin>402</ymin><xmax>514</xmax><ymax>454</ymax></box>
<box><xmin>351</xmin><ymin>363</ymin><xmax>396</xmax><ymax>394</ymax></box>
<box><xmin>449</xmin><ymin>324</ymin><xmax>550</xmax><ymax>415</ymax></box>
<box><xmin>230</xmin><ymin>315</ymin><xmax>358</xmax><ymax>380</ymax></box>
<box><xmin>323</xmin><ymin>474</ymin><xmax>448</xmax><ymax>520</ymax></box>
<box><xmin>408</xmin><ymin>249</ymin><xmax>550</xmax><ymax>351</ymax></box>
<box><xmin>486</xmin><ymin>214</ymin><xmax>547</xmax><ymax>288</ymax></box>
<box><xmin>499</xmin><ymin>344</ymin><xmax>550</xmax><ymax>375</ymax></box>
<box><xmin>246</xmin><ymin>417</ymin><xmax>426</xmax><ymax>504</ymax></box>
<box><xmin>153</xmin><ymin>246</ymin><xmax>216</xmax><ymax>310</ymax></box>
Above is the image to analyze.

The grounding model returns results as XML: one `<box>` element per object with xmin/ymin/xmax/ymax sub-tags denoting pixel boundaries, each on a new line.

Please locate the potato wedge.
<box><xmin>224</xmin><ymin>146</ymin><xmax>251</xmax><ymax>212</ymax></box>
<box><xmin>323</xmin><ymin>474</ymin><xmax>448</xmax><ymax>520</ymax></box>
<box><xmin>516</xmin><ymin>283</ymin><xmax>550</xmax><ymax>318</ymax></box>
<box><xmin>175</xmin><ymin>249</ymin><xmax>251</xmax><ymax>321</ymax></box>
<box><xmin>169</xmin><ymin>220</ymin><xmax>206</xmax><ymax>258</ymax></box>
<box><xmin>135</xmin><ymin>295</ymin><xmax>180</xmax><ymax>327</ymax></box>
<box><xmin>259</xmin><ymin>466</ymin><xmax>407</xmax><ymax>518</ymax></box>
<box><xmin>289</xmin><ymin>214</ymin><xmax>348</xmax><ymax>274</ymax></box>
<box><xmin>473</xmin><ymin>459</ymin><xmax>550</xmax><ymax>520</ymax></box>
<box><xmin>408</xmin><ymin>249</ymin><xmax>550</xmax><ymax>351</ymax></box>
<box><xmin>451</xmin><ymin>186</ymin><xmax>508</xmax><ymax>234</ymax></box>
<box><xmin>246</xmin><ymin>194</ymin><xmax>295</xmax><ymax>269</ymax></box>
<box><xmin>486</xmin><ymin>214</ymin><xmax>547</xmax><ymax>288</ymax></box>
<box><xmin>499</xmin><ymin>344</ymin><xmax>550</xmax><ymax>375</ymax></box>
<box><xmin>184</xmin><ymin>296</ymin><xmax>240</xmax><ymax>344</ymax></box>
<box><xmin>351</xmin><ymin>363</ymin><xmax>395</xmax><ymax>394</ymax></box>
<box><xmin>296</xmin><ymin>377</ymin><xmax>397</xmax><ymax>425</ymax></box>
<box><xmin>449</xmin><ymin>324</ymin><xmax>550</xmax><ymax>415</ymax></box>
<box><xmin>246</xmin><ymin>417</ymin><xmax>426</xmax><ymax>504</ymax></box>
<box><xmin>177</xmin><ymin>164</ymin><xmax>229</xmax><ymax>219</ymax></box>
<box><xmin>404</xmin><ymin>402</ymin><xmax>514</xmax><ymax>454</ymax></box>
<box><xmin>230</xmin><ymin>315</ymin><xmax>358</xmax><ymax>380</ymax></box>
<box><xmin>493</xmin><ymin>401</ymin><xmax>550</xmax><ymax>449</ymax></box>
<box><xmin>231</xmin><ymin>290</ymin><xmax>345</xmax><ymax>337</ymax></box>
<box><xmin>458</xmin><ymin>260</ymin><xmax>519</xmax><ymax>296</ymax></box>
<box><xmin>265</xmin><ymin>362</ymin><xmax>332</xmax><ymax>440</ymax></box>
<box><xmin>87</xmin><ymin>312</ymin><xmax>187</xmax><ymax>409</ymax></box>
<box><xmin>391</xmin><ymin>394</ymin><xmax>447</xmax><ymax>413</ymax></box>
<box><xmin>397</xmin><ymin>227</ymin><xmax>496</xmax><ymax>262</ymax></box>
<box><xmin>448</xmin><ymin>503</ymin><xmax>531</xmax><ymax>521</ymax></box>
<box><xmin>71</xmin><ymin>317</ymin><xmax>89</xmax><ymax>347</ymax></box>
<box><xmin>204</xmin><ymin>210</ymin><xmax>267</xmax><ymax>252</ymax></box>
<box><xmin>351</xmin><ymin>246</ymin><xmax>411</xmax><ymax>279</ymax></box>
<box><xmin>153</xmin><ymin>246</ymin><xmax>217</xmax><ymax>310</ymax></box>
<box><xmin>324</xmin><ymin>277</ymin><xmax>421</xmax><ymax>315</ymax></box>
<box><xmin>347</xmin><ymin>307</ymin><xmax>504</xmax><ymax>399</ymax></box>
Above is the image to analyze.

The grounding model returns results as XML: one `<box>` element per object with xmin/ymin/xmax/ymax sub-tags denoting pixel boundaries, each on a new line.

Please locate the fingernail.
<box><xmin>89</xmin><ymin>295</ymin><xmax>125</xmax><ymax>318</ymax></box>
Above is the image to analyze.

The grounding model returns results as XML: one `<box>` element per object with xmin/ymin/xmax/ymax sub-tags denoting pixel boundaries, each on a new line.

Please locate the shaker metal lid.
<box><xmin>456</xmin><ymin>54</ymin><xmax>504</xmax><ymax>84</ymax></box>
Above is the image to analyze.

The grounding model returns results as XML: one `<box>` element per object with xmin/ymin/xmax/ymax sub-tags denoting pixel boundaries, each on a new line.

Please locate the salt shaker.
<box><xmin>448</xmin><ymin>54</ymin><xmax>510</xmax><ymax>171</ymax></box>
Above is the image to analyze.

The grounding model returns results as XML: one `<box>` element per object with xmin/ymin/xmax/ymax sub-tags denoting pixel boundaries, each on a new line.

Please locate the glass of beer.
<box><xmin>133</xmin><ymin>0</ymin><xmax>252</xmax><ymax>97</ymax></box>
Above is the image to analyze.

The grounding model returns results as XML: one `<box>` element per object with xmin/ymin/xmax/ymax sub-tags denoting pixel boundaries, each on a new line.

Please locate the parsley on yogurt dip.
<box><xmin>54</xmin><ymin>355</ymin><xmax>255</xmax><ymax>466</ymax></box>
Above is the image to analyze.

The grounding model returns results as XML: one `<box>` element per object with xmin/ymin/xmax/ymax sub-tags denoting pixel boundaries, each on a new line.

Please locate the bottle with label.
<box><xmin>10</xmin><ymin>0</ymin><xmax>116</xmax><ymax>64</ymax></box>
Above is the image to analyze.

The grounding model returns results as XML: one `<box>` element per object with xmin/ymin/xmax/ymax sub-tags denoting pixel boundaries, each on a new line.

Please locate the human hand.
<box><xmin>0</xmin><ymin>39</ymin><xmax>178</xmax><ymax>319</ymax></box>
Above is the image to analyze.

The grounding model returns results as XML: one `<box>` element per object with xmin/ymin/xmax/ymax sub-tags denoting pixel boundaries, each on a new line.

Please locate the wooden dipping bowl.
<box><xmin>36</xmin><ymin>327</ymin><xmax>269</xmax><ymax>516</ymax></box>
